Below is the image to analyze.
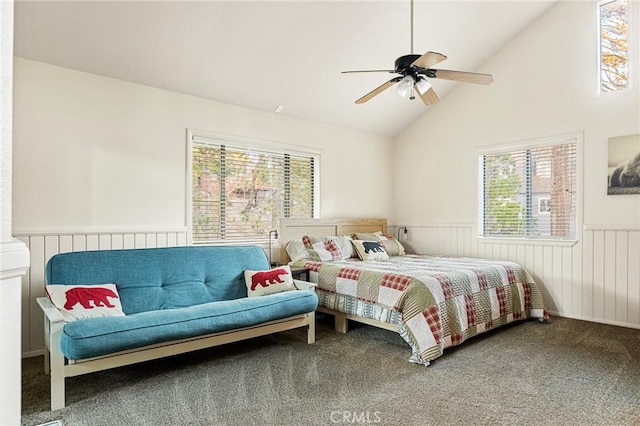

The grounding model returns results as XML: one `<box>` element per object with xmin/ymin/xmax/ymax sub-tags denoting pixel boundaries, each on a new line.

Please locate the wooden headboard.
<box><xmin>278</xmin><ymin>218</ymin><xmax>387</xmax><ymax>264</ymax></box>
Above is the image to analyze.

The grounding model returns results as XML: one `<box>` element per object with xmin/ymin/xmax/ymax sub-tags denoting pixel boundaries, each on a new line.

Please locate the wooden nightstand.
<box><xmin>293</xmin><ymin>279</ymin><xmax>316</xmax><ymax>292</ymax></box>
<box><xmin>290</xmin><ymin>266</ymin><xmax>310</xmax><ymax>281</ymax></box>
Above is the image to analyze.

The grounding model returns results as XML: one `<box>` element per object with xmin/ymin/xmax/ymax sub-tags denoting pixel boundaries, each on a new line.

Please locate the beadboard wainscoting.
<box><xmin>15</xmin><ymin>229</ymin><xmax>188</xmax><ymax>357</ymax></box>
<box><xmin>394</xmin><ymin>224</ymin><xmax>640</xmax><ymax>330</ymax></box>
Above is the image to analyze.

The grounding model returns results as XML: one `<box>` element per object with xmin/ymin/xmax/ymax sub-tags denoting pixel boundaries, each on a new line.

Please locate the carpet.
<box><xmin>21</xmin><ymin>315</ymin><xmax>640</xmax><ymax>425</ymax></box>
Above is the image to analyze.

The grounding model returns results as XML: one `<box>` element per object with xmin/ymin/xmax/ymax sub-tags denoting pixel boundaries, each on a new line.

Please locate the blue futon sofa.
<box><xmin>37</xmin><ymin>245</ymin><xmax>318</xmax><ymax>410</ymax></box>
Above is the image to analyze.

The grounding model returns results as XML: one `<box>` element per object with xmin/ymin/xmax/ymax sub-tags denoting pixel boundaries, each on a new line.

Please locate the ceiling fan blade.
<box><xmin>342</xmin><ymin>70</ymin><xmax>396</xmax><ymax>74</ymax></box>
<box><xmin>415</xmin><ymin>85</ymin><xmax>440</xmax><ymax>106</ymax></box>
<box><xmin>355</xmin><ymin>78</ymin><xmax>401</xmax><ymax>104</ymax></box>
<box><xmin>430</xmin><ymin>69</ymin><xmax>495</xmax><ymax>85</ymax></box>
<box><xmin>411</xmin><ymin>51</ymin><xmax>447</xmax><ymax>69</ymax></box>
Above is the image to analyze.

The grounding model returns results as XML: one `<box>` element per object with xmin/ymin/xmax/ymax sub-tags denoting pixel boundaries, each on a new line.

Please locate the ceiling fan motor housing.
<box><xmin>394</xmin><ymin>54</ymin><xmax>421</xmax><ymax>73</ymax></box>
<box><xmin>394</xmin><ymin>54</ymin><xmax>437</xmax><ymax>80</ymax></box>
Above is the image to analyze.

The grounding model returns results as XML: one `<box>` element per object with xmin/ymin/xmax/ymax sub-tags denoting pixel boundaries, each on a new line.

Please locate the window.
<box><xmin>599</xmin><ymin>0</ymin><xmax>629</xmax><ymax>93</ymax></box>
<box><xmin>538</xmin><ymin>198</ymin><xmax>551</xmax><ymax>214</ymax></box>
<box><xmin>188</xmin><ymin>131</ymin><xmax>319</xmax><ymax>244</ymax></box>
<box><xmin>478</xmin><ymin>135</ymin><xmax>578</xmax><ymax>241</ymax></box>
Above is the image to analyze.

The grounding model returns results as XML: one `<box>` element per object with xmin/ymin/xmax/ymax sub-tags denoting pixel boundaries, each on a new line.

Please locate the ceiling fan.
<box><xmin>342</xmin><ymin>0</ymin><xmax>494</xmax><ymax>106</ymax></box>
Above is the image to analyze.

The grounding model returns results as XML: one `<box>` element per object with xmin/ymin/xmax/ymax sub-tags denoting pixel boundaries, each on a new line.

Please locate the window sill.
<box><xmin>478</xmin><ymin>237</ymin><xmax>578</xmax><ymax>247</ymax></box>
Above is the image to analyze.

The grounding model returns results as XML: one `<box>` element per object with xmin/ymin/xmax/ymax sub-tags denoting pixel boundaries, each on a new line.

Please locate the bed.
<box><xmin>278</xmin><ymin>218</ymin><xmax>549</xmax><ymax>365</ymax></box>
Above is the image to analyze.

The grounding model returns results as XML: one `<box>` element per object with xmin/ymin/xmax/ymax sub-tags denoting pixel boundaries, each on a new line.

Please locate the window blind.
<box><xmin>479</xmin><ymin>139</ymin><xmax>577</xmax><ymax>240</ymax></box>
<box><xmin>191</xmin><ymin>139</ymin><xmax>315</xmax><ymax>244</ymax></box>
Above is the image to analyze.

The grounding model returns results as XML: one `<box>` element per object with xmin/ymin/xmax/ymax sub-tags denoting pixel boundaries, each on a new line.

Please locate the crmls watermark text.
<box><xmin>330</xmin><ymin>410</ymin><xmax>382</xmax><ymax>424</ymax></box>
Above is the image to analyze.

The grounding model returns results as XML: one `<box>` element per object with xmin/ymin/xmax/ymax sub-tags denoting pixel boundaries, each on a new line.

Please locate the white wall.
<box><xmin>393</xmin><ymin>1</ymin><xmax>640</xmax><ymax>328</ymax></box>
<box><xmin>13</xmin><ymin>58</ymin><xmax>393</xmax><ymax>233</ymax></box>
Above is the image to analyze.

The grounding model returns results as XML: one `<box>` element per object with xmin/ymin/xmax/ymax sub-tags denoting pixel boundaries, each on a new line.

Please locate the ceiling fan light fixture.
<box><xmin>396</xmin><ymin>75</ymin><xmax>414</xmax><ymax>98</ymax></box>
<box><xmin>415</xmin><ymin>78</ymin><xmax>431</xmax><ymax>95</ymax></box>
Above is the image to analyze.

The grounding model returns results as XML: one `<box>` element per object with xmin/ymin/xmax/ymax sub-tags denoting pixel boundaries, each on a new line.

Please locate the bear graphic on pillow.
<box><xmin>64</xmin><ymin>287</ymin><xmax>119</xmax><ymax>310</ymax></box>
<box><xmin>250</xmin><ymin>268</ymin><xmax>289</xmax><ymax>291</ymax></box>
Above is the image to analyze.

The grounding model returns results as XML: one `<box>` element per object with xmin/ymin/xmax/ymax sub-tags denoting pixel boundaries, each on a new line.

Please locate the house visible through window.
<box><xmin>478</xmin><ymin>135</ymin><xmax>578</xmax><ymax>240</ymax></box>
<box><xmin>188</xmin><ymin>131</ymin><xmax>318</xmax><ymax>244</ymax></box>
<box><xmin>599</xmin><ymin>0</ymin><xmax>629</xmax><ymax>93</ymax></box>
<box><xmin>538</xmin><ymin>198</ymin><xmax>551</xmax><ymax>214</ymax></box>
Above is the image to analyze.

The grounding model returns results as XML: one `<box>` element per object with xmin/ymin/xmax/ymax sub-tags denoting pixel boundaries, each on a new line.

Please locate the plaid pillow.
<box><xmin>302</xmin><ymin>236</ymin><xmax>344</xmax><ymax>261</ymax></box>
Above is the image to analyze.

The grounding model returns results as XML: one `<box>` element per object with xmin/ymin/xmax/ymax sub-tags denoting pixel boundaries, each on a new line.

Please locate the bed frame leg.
<box><xmin>335</xmin><ymin>314</ymin><xmax>348</xmax><ymax>333</ymax></box>
<box><xmin>307</xmin><ymin>312</ymin><xmax>316</xmax><ymax>344</ymax></box>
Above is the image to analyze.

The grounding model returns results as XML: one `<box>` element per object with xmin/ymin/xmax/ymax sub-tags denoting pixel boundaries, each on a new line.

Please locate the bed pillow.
<box><xmin>244</xmin><ymin>265</ymin><xmax>296</xmax><ymax>297</ymax></box>
<box><xmin>286</xmin><ymin>236</ymin><xmax>353</xmax><ymax>261</ymax></box>
<box><xmin>45</xmin><ymin>284</ymin><xmax>125</xmax><ymax>322</ymax></box>
<box><xmin>352</xmin><ymin>232</ymin><xmax>406</xmax><ymax>256</ymax></box>
<box><xmin>351</xmin><ymin>240</ymin><xmax>390</xmax><ymax>261</ymax></box>
<box><xmin>302</xmin><ymin>236</ymin><xmax>353</xmax><ymax>261</ymax></box>
<box><xmin>303</xmin><ymin>236</ymin><xmax>343</xmax><ymax>261</ymax></box>
<box><xmin>285</xmin><ymin>239</ymin><xmax>310</xmax><ymax>262</ymax></box>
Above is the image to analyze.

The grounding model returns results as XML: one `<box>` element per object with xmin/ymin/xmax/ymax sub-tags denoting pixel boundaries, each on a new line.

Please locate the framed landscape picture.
<box><xmin>607</xmin><ymin>133</ymin><xmax>640</xmax><ymax>195</ymax></box>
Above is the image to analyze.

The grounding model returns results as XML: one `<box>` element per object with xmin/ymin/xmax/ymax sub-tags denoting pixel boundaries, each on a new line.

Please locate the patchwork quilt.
<box><xmin>291</xmin><ymin>255</ymin><xmax>549</xmax><ymax>365</ymax></box>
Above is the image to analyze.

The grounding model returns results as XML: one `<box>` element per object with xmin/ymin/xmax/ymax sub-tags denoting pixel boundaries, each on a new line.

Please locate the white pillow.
<box><xmin>244</xmin><ymin>265</ymin><xmax>296</xmax><ymax>297</ymax></box>
<box><xmin>351</xmin><ymin>240</ymin><xmax>390</xmax><ymax>261</ymax></box>
<box><xmin>46</xmin><ymin>284</ymin><xmax>125</xmax><ymax>322</ymax></box>
<box><xmin>285</xmin><ymin>239</ymin><xmax>310</xmax><ymax>262</ymax></box>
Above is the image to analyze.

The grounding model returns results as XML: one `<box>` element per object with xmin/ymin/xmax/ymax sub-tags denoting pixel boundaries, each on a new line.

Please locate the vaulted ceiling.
<box><xmin>14</xmin><ymin>1</ymin><xmax>556</xmax><ymax>137</ymax></box>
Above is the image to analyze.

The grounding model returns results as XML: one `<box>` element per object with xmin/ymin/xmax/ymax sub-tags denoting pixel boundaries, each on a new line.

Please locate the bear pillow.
<box><xmin>45</xmin><ymin>283</ymin><xmax>125</xmax><ymax>322</ymax></box>
<box><xmin>244</xmin><ymin>265</ymin><xmax>296</xmax><ymax>297</ymax></box>
<box><xmin>351</xmin><ymin>240</ymin><xmax>390</xmax><ymax>261</ymax></box>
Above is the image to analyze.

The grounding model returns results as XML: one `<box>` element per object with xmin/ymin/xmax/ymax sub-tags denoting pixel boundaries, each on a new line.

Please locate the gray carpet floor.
<box><xmin>21</xmin><ymin>315</ymin><xmax>640</xmax><ymax>426</ymax></box>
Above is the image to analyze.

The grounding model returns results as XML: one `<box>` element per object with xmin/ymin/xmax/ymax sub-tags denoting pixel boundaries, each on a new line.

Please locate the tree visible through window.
<box><xmin>479</xmin><ymin>138</ymin><xmax>578</xmax><ymax>240</ymax></box>
<box><xmin>190</xmin><ymin>137</ymin><xmax>316</xmax><ymax>244</ymax></box>
<box><xmin>599</xmin><ymin>0</ymin><xmax>629</xmax><ymax>92</ymax></box>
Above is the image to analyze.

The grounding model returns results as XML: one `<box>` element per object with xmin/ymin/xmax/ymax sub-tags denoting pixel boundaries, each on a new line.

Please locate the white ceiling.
<box><xmin>14</xmin><ymin>1</ymin><xmax>556</xmax><ymax>138</ymax></box>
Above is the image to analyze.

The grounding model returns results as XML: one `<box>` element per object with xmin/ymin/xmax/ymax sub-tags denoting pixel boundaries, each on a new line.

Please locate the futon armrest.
<box><xmin>293</xmin><ymin>280</ymin><xmax>317</xmax><ymax>291</ymax></box>
<box><xmin>37</xmin><ymin>297</ymin><xmax>64</xmax><ymax>323</ymax></box>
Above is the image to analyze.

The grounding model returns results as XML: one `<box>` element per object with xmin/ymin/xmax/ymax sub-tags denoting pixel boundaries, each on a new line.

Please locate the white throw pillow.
<box><xmin>244</xmin><ymin>265</ymin><xmax>296</xmax><ymax>297</ymax></box>
<box><xmin>46</xmin><ymin>284</ymin><xmax>125</xmax><ymax>322</ymax></box>
<box><xmin>351</xmin><ymin>240</ymin><xmax>390</xmax><ymax>261</ymax></box>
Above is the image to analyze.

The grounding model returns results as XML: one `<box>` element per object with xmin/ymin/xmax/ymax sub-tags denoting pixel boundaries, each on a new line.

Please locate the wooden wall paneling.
<box><xmin>603</xmin><ymin>230</ymin><xmax>617</xmax><ymax>322</ymax></box>
<box><xmin>582</xmin><ymin>230</ymin><xmax>594</xmax><ymax>318</ymax></box>
<box><xmin>615</xmin><ymin>231</ymin><xmax>628</xmax><ymax>324</ymax></box>
<box><xmin>146</xmin><ymin>233</ymin><xmax>157</xmax><ymax>248</ymax></box>
<box><xmin>123</xmin><ymin>233</ymin><xmax>135</xmax><ymax>249</ymax></box>
<box><xmin>561</xmin><ymin>246</ymin><xmax>573</xmax><ymax>315</ymax></box>
<box><xmin>72</xmin><ymin>235</ymin><xmax>86</xmax><ymax>252</ymax></box>
<box><xmin>592</xmin><ymin>230</ymin><xmax>605</xmax><ymax>319</ymax></box>
<box><xmin>98</xmin><ymin>234</ymin><xmax>111</xmax><ymax>250</ymax></box>
<box><xmin>542</xmin><ymin>246</ymin><xmax>555</xmax><ymax>312</ymax></box>
<box><xmin>111</xmin><ymin>234</ymin><xmax>124</xmax><ymax>250</ymax></box>
<box><xmin>134</xmin><ymin>233</ymin><xmax>146</xmax><ymax>248</ymax></box>
<box><xmin>27</xmin><ymin>236</ymin><xmax>45</xmax><ymax>354</ymax></box>
<box><xmin>86</xmin><ymin>234</ymin><xmax>99</xmax><ymax>251</ymax></box>
<box><xmin>157</xmin><ymin>233</ymin><xmax>167</xmax><ymax>247</ymax></box>
<box><xmin>628</xmin><ymin>231</ymin><xmax>640</xmax><ymax>324</ymax></box>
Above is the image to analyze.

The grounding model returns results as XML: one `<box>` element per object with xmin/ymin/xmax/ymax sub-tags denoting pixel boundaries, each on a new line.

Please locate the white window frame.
<box><xmin>476</xmin><ymin>132</ymin><xmax>583</xmax><ymax>247</ymax></box>
<box><xmin>186</xmin><ymin>129</ymin><xmax>321</xmax><ymax>245</ymax></box>
<box><xmin>597</xmin><ymin>0</ymin><xmax>632</xmax><ymax>95</ymax></box>
<box><xmin>538</xmin><ymin>198</ymin><xmax>551</xmax><ymax>214</ymax></box>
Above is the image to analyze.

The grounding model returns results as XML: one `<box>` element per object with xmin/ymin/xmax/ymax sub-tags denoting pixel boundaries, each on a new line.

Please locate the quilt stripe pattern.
<box><xmin>293</xmin><ymin>254</ymin><xmax>548</xmax><ymax>365</ymax></box>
